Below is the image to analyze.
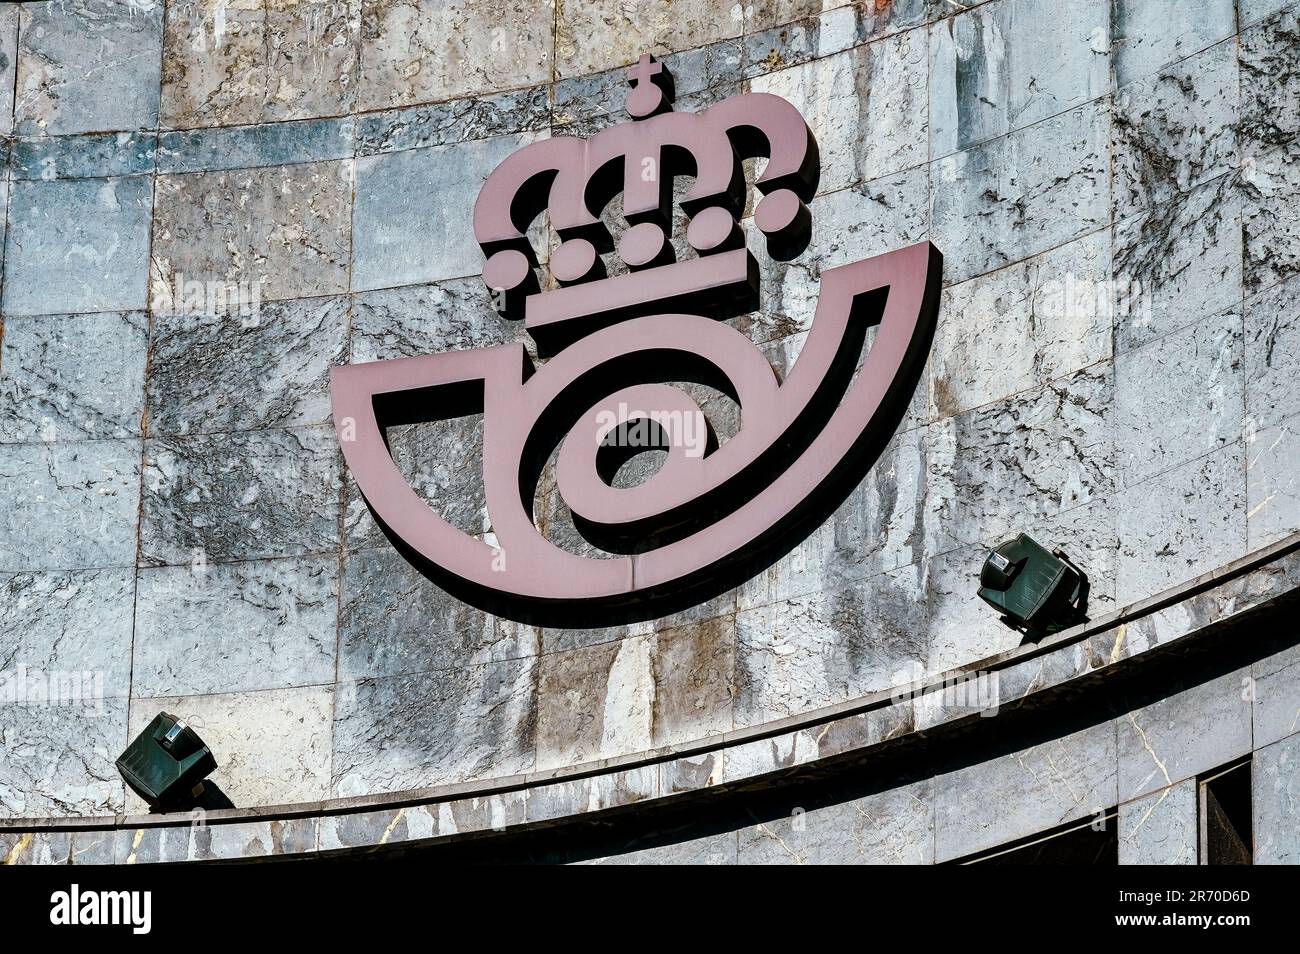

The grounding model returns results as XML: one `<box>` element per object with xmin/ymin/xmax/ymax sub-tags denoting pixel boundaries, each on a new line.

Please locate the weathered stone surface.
<box><xmin>1113</xmin><ymin>172</ymin><xmax>1242</xmax><ymax>349</ymax></box>
<box><xmin>1112</xmin><ymin>41</ymin><xmax>1239</xmax><ymax>223</ymax></box>
<box><xmin>1239</xmin><ymin>8</ymin><xmax>1300</xmax><ymax>162</ymax></box>
<box><xmin>1241</xmin><ymin>0</ymin><xmax>1295</xmax><ymax>26</ymax></box>
<box><xmin>752</xmin><ymin>31</ymin><xmax>927</xmax><ymax>192</ymax></box>
<box><xmin>1117</xmin><ymin>778</ymin><xmax>1197</xmax><ymax>864</ymax></box>
<box><xmin>350</xmin><ymin>278</ymin><xmax>512</xmax><ymax>360</ymax></box>
<box><xmin>147</xmin><ymin>297</ymin><xmax>349</xmax><ymax>435</ymax></box>
<box><xmin>125</xmin><ymin>686</ymin><xmax>334</xmax><ymax>811</ymax></box>
<box><xmin>1111</xmin><ymin>0</ymin><xmax>1236</xmax><ymax>88</ymax></box>
<box><xmin>359</xmin><ymin>0</ymin><xmax>552</xmax><ymax>111</ymax></box>
<box><xmin>133</xmin><ymin>556</ymin><xmax>338</xmax><ymax>697</ymax></box>
<box><xmin>140</xmin><ymin>426</ymin><xmax>340</xmax><ymax>566</ymax></box>
<box><xmin>1245</xmin><ymin>274</ymin><xmax>1300</xmax><ymax>432</ymax></box>
<box><xmin>1251</xmin><ymin>641</ymin><xmax>1300</xmax><ymax>749</ymax></box>
<box><xmin>0</xmin><ymin>700</ymin><xmax>128</xmax><ymax>817</ymax></box>
<box><xmin>1117</xmin><ymin>669</ymin><xmax>1252</xmax><ymax>801</ymax></box>
<box><xmin>339</xmin><ymin>546</ymin><xmax>534</xmax><ymax>680</ymax></box>
<box><xmin>930</xmin><ymin>0</ymin><xmax>1109</xmax><ymax>157</ymax></box>
<box><xmin>0</xmin><ymin>5</ymin><xmax>16</xmax><ymax>137</ymax></box>
<box><xmin>1115</xmin><ymin>442</ymin><xmax>1247</xmax><ymax>603</ymax></box>
<box><xmin>0</xmin><ymin>441</ymin><xmax>141</xmax><ymax>572</ymax></box>
<box><xmin>931</xmin><ymin>230</ymin><xmax>1112</xmax><ymax>420</ymax></box>
<box><xmin>332</xmin><ymin>659</ymin><xmax>536</xmax><ymax>795</ymax></box>
<box><xmin>0</xmin><ymin>568</ymin><xmax>135</xmax><ymax>698</ymax></box>
<box><xmin>735</xmin><ymin>565</ymin><xmax>927</xmax><ymax>725</ymax></box>
<box><xmin>1241</xmin><ymin>147</ymin><xmax>1300</xmax><ymax>295</ymax></box>
<box><xmin>113</xmin><ymin>816</ymin><xmax>319</xmax><ymax>863</ymax></box>
<box><xmin>352</xmin><ymin>132</ymin><xmax>540</xmax><ymax>290</ymax></box>
<box><xmin>11</xmin><ymin>131</ymin><xmax>158</xmax><ymax>181</ymax></box>
<box><xmin>1248</xmin><ymin>419</ymin><xmax>1300</xmax><ymax>551</ymax></box>
<box><xmin>932</xmin><ymin>100</ymin><xmax>1109</xmax><ymax>283</ymax></box>
<box><xmin>583</xmin><ymin>831</ymin><xmax>738</xmax><ymax>865</ymax></box>
<box><xmin>1114</xmin><ymin>309</ymin><xmax>1244</xmax><ymax>486</ymax></box>
<box><xmin>3</xmin><ymin>176</ymin><xmax>153</xmax><ymax>316</ymax></box>
<box><xmin>555</xmin><ymin>0</ymin><xmax>740</xmax><ymax>78</ymax></box>
<box><xmin>926</xmin><ymin>362</ymin><xmax>1115</xmax><ymax>555</ymax></box>
<box><xmin>0</xmin><ymin>311</ymin><xmax>147</xmax><ymax>443</ymax></box>
<box><xmin>14</xmin><ymin>0</ymin><xmax>162</xmax><ymax>136</ymax></box>
<box><xmin>158</xmin><ymin>117</ymin><xmax>356</xmax><ymax>174</ymax></box>
<box><xmin>152</xmin><ymin>160</ymin><xmax>352</xmax><ymax>304</ymax></box>
<box><xmin>934</xmin><ymin>720</ymin><xmax>1117</xmax><ymax>862</ymax></box>
<box><xmin>358</xmin><ymin>87</ymin><xmax>550</xmax><ymax>155</ymax></box>
<box><xmin>162</xmin><ymin>0</ymin><xmax>359</xmax><ymax>128</ymax></box>
<box><xmin>737</xmin><ymin>780</ymin><xmax>934</xmax><ymax>863</ymax></box>
<box><xmin>813</xmin><ymin>163</ymin><xmax>930</xmax><ymax>271</ymax></box>
<box><xmin>1254</xmin><ymin>732</ymin><xmax>1300</xmax><ymax>864</ymax></box>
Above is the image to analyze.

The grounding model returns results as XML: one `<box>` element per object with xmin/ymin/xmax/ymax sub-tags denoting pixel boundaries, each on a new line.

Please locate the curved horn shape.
<box><xmin>332</xmin><ymin>241</ymin><xmax>942</xmax><ymax>627</ymax></box>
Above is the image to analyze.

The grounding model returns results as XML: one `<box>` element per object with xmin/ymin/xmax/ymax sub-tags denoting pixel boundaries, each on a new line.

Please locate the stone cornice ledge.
<box><xmin>4</xmin><ymin>530</ymin><xmax>1300</xmax><ymax>863</ymax></box>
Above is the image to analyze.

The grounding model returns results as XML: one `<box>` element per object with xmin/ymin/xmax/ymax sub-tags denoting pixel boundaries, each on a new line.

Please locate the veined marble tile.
<box><xmin>349</xmin><ymin>277</ymin><xmax>512</xmax><ymax>360</ymax></box>
<box><xmin>1239</xmin><ymin>6</ymin><xmax>1300</xmax><ymax>161</ymax></box>
<box><xmin>0</xmin><ymin>440</ymin><xmax>141</xmax><ymax>572</ymax></box>
<box><xmin>125</xmin><ymin>685</ymin><xmax>334</xmax><ymax>812</ymax></box>
<box><xmin>359</xmin><ymin>0</ymin><xmax>553</xmax><ymax>110</ymax></box>
<box><xmin>133</xmin><ymin>555</ymin><xmax>338</xmax><ymax>697</ymax></box>
<box><xmin>1255</xmin><ymin>733</ymin><xmax>1300</xmax><ymax>864</ymax></box>
<box><xmin>357</xmin><ymin>87</ymin><xmax>549</xmax><ymax>155</ymax></box>
<box><xmin>1118</xmin><ymin>778</ymin><xmax>1197</xmax><ymax>864</ymax></box>
<box><xmin>555</xmin><ymin>0</ymin><xmax>740</xmax><ymax>78</ymax></box>
<box><xmin>1247</xmin><ymin>417</ymin><xmax>1300</xmax><ymax>551</ymax></box>
<box><xmin>11</xmin><ymin>131</ymin><xmax>158</xmax><ymax>181</ymax></box>
<box><xmin>930</xmin><ymin>0</ymin><xmax>1110</xmax><ymax>157</ymax></box>
<box><xmin>147</xmin><ymin>296</ymin><xmax>349</xmax><ymax>435</ymax></box>
<box><xmin>0</xmin><ymin>310</ymin><xmax>147</xmax><ymax>443</ymax></box>
<box><xmin>1251</xmin><ymin>641</ymin><xmax>1300</xmax><ymax>750</ymax></box>
<box><xmin>0</xmin><ymin>699</ymin><xmax>128</xmax><ymax>818</ymax></box>
<box><xmin>931</xmin><ymin>100</ymin><xmax>1109</xmax><ymax>284</ymax></box>
<box><xmin>140</xmin><ymin>425</ymin><xmax>340</xmax><ymax>566</ymax></box>
<box><xmin>1111</xmin><ymin>0</ymin><xmax>1236</xmax><ymax>88</ymax></box>
<box><xmin>1244</xmin><ymin>274</ymin><xmax>1300</xmax><ymax>431</ymax></box>
<box><xmin>0</xmin><ymin>5</ymin><xmax>16</xmax><ymax>137</ymax></box>
<box><xmin>151</xmin><ymin>159</ymin><xmax>353</xmax><ymax>304</ymax></box>
<box><xmin>2</xmin><ymin>176</ymin><xmax>153</xmax><ymax>316</ymax></box>
<box><xmin>14</xmin><ymin>0</ymin><xmax>163</xmax><ymax>136</ymax></box>
<box><xmin>812</xmin><ymin>164</ymin><xmax>931</xmax><ymax>271</ymax></box>
<box><xmin>1241</xmin><ymin>146</ymin><xmax>1300</xmax><ymax>294</ymax></box>
<box><xmin>158</xmin><ymin>117</ymin><xmax>357</xmax><ymax>174</ymax></box>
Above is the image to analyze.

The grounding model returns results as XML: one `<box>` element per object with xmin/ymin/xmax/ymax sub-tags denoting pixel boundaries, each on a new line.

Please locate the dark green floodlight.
<box><xmin>116</xmin><ymin>712</ymin><xmax>217</xmax><ymax>812</ymax></box>
<box><xmin>978</xmin><ymin>534</ymin><xmax>1089</xmax><ymax>640</ymax></box>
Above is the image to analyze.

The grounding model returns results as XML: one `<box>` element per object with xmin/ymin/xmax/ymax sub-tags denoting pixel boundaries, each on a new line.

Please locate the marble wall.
<box><xmin>0</xmin><ymin>0</ymin><xmax>1297</xmax><ymax>820</ymax></box>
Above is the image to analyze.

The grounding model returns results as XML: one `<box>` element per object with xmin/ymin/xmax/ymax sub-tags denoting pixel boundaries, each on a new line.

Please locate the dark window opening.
<box><xmin>951</xmin><ymin>811</ymin><xmax>1118</xmax><ymax>865</ymax></box>
<box><xmin>1199</xmin><ymin>757</ymin><xmax>1252</xmax><ymax>865</ymax></box>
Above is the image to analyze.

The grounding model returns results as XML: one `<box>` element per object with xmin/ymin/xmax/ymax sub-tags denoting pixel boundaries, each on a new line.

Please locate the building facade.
<box><xmin>0</xmin><ymin>0</ymin><xmax>1297</xmax><ymax>863</ymax></box>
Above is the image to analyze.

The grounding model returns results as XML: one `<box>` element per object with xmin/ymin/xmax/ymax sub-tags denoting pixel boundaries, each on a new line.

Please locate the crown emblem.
<box><xmin>474</xmin><ymin>53</ymin><xmax>821</xmax><ymax>353</ymax></box>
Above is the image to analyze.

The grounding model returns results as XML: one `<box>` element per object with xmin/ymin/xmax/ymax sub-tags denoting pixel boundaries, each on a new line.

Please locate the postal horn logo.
<box><xmin>331</xmin><ymin>54</ymin><xmax>943</xmax><ymax>627</ymax></box>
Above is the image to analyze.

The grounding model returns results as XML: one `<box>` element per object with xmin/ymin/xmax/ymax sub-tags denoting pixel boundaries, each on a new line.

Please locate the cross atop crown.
<box><xmin>473</xmin><ymin>54</ymin><xmax>821</xmax><ymax>354</ymax></box>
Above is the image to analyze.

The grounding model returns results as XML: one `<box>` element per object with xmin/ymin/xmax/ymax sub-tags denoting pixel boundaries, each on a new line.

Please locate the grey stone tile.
<box><xmin>935</xmin><ymin>720</ymin><xmax>1117</xmax><ymax>862</ymax></box>
<box><xmin>14</xmin><ymin>0</ymin><xmax>163</xmax><ymax>136</ymax></box>
<box><xmin>926</xmin><ymin>362</ymin><xmax>1115</xmax><ymax>555</ymax></box>
<box><xmin>1251</xmin><ymin>641</ymin><xmax>1300</xmax><ymax>749</ymax></box>
<box><xmin>1112</xmin><ymin>40</ymin><xmax>1239</xmax><ymax>223</ymax></box>
<box><xmin>527</xmin><ymin>765</ymin><xmax>659</xmax><ymax>823</ymax></box>
<box><xmin>339</xmin><ymin>546</ymin><xmax>534</xmax><ymax>680</ymax></box>
<box><xmin>117</xmin><ymin>816</ymin><xmax>319</xmax><ymax>863</ymax></box>
<box><xmin>1254</xmin><ymin>733</ymin><xmax>1300</xmax><ymax>864</ymax></box>
<box><xmin>360</xmin><ymin>0</ymin><xmax>552</xmax><ymax>110</ymax></box>
<box><xmin>1114</xmin><ymin>309</ymin><xmax>1244</xmax><ymax>487</ymax></box>
<box><xmin>930</xmin><ymin>0</ymin><xmax>1110</xmax><ymax>157</ymax></box>
<box><xmin>161</xmin><ymin>0</ymin><xmax>359</xmax><ymax>128</ymax></box>
<box><xmin>2</xmin><ymin>176</ymin><xmax>152</xmax><ymax>316</ymax></box>
<box><xmin>924</xmin><ymin>541</ymin><xmax>1024</xmax><ymax>674</ymax></box>
<box><xmin>1247</xmin><ymin>417</ymin><xmax>1300</xmax><ymax>551</ymax></box>
<box><xmin>0</xmin><ymin>311</ymin><xmax>147</xmax><ymax>443</ymax></box>
<box><xmin>1115</xmin><ymin>441</ymin><xmax>1246</xmax><ymax>604</ymax></box>
<box><xmin>583</xmin><ymin>831</ymin><xmax>738</xmax><ymax>865</ymax></box>
<box><xmin>0</xmin><ymin>440</ymin><xmax>141</xmax><ymax>572</ymax></box>
<box><xmin>11</xmin><ymin>131</ymin><xmax>158</xmax><ymax>180</ymax></box>
<box><xmin>1240</xmin><ymin>0</ymin><xmax>1297</xmax><ymax>26</ymax></box>
<box><xmin>331</xmin><ymin>659</ymin><xmax>536</xmax><ymax>794</ymax></box>
<box><xmin>351</xmin><ymin>132</ymin><xmax>540</xmax><ymax>291</ymax></box>
<box><xmin>553</xmin><ymin>41</ymin><xmax>741</xmax><ymax>138</ymax></box>
<box><xmin>349</xmin><ymin>277</ymin><xmax>512</xmax><ymax>360</ymax></box>
<box><xmin>133</xmin><ymin>555</ymin><xmax>338</xmax><ymax>697</ymax></box>
<box><xmin>930</xmin><ymin>230</ymin><xmax>1112</xmax><ymax>420</ymax></box>
<box><xmin>357</xmin><ymin>87</ymin><xmax>550</xmax><ymax>156</ymax></box>
<box><xmin>151</xmin><ymin>160</ymin><xmax>353</xmax><ymax>304</ymax></box>
<box><xmin>1118</xmin><ymin>778</ymin><xmax>1197</xmax><ymax>864</ymax></box>
<box><xmin>1113</xmin><ymin>172</ymin><xmax>1242</xmax><ymax>349</ymax></box>
<box><xmin>813</xmin><ymin>163</ymin><xmax>931</xmax><ymax>271</ymax></box>
<box><xmin>140</xmin><ymin>426</ymin><xmax>340</xmax><ymax>566</ymax></box>
<box><xmin>554</xmin><ymin>0</ymin><xmax>739</xmax><ymax>79</ymax></box>
<box><xmin>752</xmin><ymin>31</ymin><xmax>928</xmax><ymax>192</ymax></box>
<box><xmin>157</xmin><ymin>117</ymin><xmax>357</xmax><ymax>175</ymax></box>
<box><xmin>735</xmin><ymin>564</ymin><xmax>927</xmax><ymax>725</ymax></box>
<box><xmin>737</xmin><ymin>779</ymin><xmax>934</xmax><ymax>864</ymax></box>
<box><xmin>125</xmin><ymin>686</ymin><xmax>334</xmax><ymax>812</ymax></box>
<box><xmin>1117</xmin><ymin>669</ymin><xmax>1252</xmax><ymax>801</ymax></box>
<box><xmin>741</xmin><ymin>6</ymin><xmax>852</xmax><ymax>80</ymax></box>
<box><xmin>651</xmin><ymin>615</ymin><xmax>736</xmax><ymax>747</ymax></box>
<box><xmin>1241</xmin><ymin>146</ymin><xmax>1300</xmax><ymax>295</ymax></box>
<box><xmin>931</xmin><ymin>100</ymin><xmax>1109</xmax><ymax>284</ymax></box>
<box><xmin>1111</xmin><ymin>0</ymin><xmax>1236</xmax><ymax>88</ymax></box>
<box><xmin>1245</xmin><ymin>268</ymin><xmax>1300</xmax><ymax>433</ymax></box>
<box><xmin>0</xmin><ymin>4</ymin><xmax>16</xmax><ymax>137</ymax></box>
<box><xmin>0</xmin><ymin>568</ymin><xmax>135</xmax><ymax>698</ymax></box>
<box><xmin>147</xmin><ymin>296</ymin><xmax>349</xmax><ymax>436</ymax></box>
<box><xmin>0</xmin><ymin>699</ymin><xmax>128</xmax><ymax>817</ymax></box>
<box><xmin>1239</xmin><ymin>7</ymin><xmax>1300</xmax><ymax>162</ymax></box>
